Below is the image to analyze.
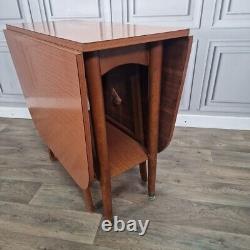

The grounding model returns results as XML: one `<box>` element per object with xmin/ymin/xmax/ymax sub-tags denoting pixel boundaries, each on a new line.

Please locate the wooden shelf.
<box><xmin>106</xmin><ymin>122</ymin><xmax>148</xmax><ymax>177</ymax></box>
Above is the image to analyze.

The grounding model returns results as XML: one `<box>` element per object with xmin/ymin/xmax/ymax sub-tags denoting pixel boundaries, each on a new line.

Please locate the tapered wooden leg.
<box><xmin>139</xmin><ymin>162</ymin><xmax>147</xmax><ymax>182</ymax></box>
<box><xmin>83</xmin><ymin>186</ymin><xmax>95</xmax><ymax>212</ymax></box>
<box><xmin>48</xmin><ymin>148</ymin><xmax>57</xmax><ymax>161</ymax></box>
<box><xmin>85</xmin><ymin>52</ymin><xmax>112</xmax><ymax>220</ymax></box>
<box><xmin>148</xmin><ymin>42</ymin><xmax>163</xmax><ymax>199</ymax></box>
<box><xmin>131</xmin><ymin>66</ymin><xmax>147</xmax><ymax>182</ymax></box>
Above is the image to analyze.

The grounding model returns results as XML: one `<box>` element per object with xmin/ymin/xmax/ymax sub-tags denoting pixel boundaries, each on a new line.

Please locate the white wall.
<box><xmin>1</xmin><ymin>0</ymin><xmax>250</xmax><ymax>130</ymax></box>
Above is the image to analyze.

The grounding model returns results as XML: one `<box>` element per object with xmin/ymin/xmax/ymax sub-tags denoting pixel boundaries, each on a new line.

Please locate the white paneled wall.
<box><xmin>0</xmin><ymin>0</ymin><xmax>111</xmax><ymax>107</ymax></box>
<box><xmin>212</xmin><ymin>0</ymin><xmax>250</xmax><ymax>28</ymax></box>
<box><xmin>1</xmin><ymin>0</ymin><xmax>250</xmax><ymax>129</ymax></box>
<box><xmin>0</xmin><ymin>0</ymin><xmax>32</xmax><ymax>105</ymax></box>
<box><xmin>125</xmin><ymin>0</ymin><xmax>203</xmax><ymax>28</ymax></box>
<box><xmin>199</xmin><ymin>41</ymin><xmax>250</xmax><ymax>114</ymax></box>
<box><xmin>43</xmin><ymin>0</ymin><xmax>111</xmax><ymax>21</ymax></box>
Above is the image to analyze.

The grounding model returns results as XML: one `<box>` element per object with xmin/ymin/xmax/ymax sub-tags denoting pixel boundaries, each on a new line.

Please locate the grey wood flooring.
<box><xmin>0</xmin><ymin>117</ymin><xmax>250</xmax><ymax>250</ymax></box>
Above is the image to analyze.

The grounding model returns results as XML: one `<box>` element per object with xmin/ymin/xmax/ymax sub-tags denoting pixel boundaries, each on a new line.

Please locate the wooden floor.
<box><xmin>0</xmin><ymin>117</ymin><xmax>250</xmax><ymax>250</ymax></box>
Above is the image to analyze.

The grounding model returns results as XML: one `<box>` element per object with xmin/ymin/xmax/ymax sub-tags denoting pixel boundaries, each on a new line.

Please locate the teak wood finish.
<box><xmin>6</xmin><ymin>21</ymin><xmax>189</xmax><ymax>51</ymax></box>
<box><xmin>147</xmin><ymin>42</ymin><xmax>163</xmax><ymax>198</ymax></box>
<box><xmin>4</xmin><ymin>30</ymin><xmax>94</xmax><ymax>190</ymax></box>
<box><xmin>5</xmin><ymin>20</ymin><xmax>192</xmax><ymax>220</ymax></box>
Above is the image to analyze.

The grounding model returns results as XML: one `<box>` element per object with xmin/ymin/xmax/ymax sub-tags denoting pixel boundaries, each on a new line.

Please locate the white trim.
<box><xmin>0</xmin><ymin>107</ymin><xmax>250</xmax><ymax>130</ymax></box>
<box><xmin>0</xmin><ymin>106</ymin><xmax>31</xmax><ymax>119</ymax></box>
<box><xmin>176</xmin><ymin>113</ymin><xmax>250</xmax><ymax>130</ymax></box>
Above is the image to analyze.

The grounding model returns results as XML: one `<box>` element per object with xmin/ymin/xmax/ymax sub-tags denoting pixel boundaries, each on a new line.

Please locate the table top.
<box><xmin>7</xmin><ymin>20</ymin><xmax>189</xmax><ymax>52</ymax></box>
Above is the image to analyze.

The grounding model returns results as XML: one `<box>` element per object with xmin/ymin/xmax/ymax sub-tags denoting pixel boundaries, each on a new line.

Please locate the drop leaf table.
<box><xmin>5</xmin><ymin>21</ymin><xmax>192</xmax><ymax>220</ymax></box>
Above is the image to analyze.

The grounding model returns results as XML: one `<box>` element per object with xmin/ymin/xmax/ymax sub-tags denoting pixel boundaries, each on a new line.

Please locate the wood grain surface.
<box><xmin>6</xmin><ymin>21</ymin><xmax>189</xmax><ymax>51</ymax></box>
<box><xmin>158</xmin><ymin>36</ymin><xmax>193</xmax><ymax>152</ymax></box>
<box><xmin>0</xmin><ymin>201</ymin><xmax>101</xmax><ymax>244</ymax></box>
<box><xmin>4</xmin><ymin>30</ymin><xmax>93</xmax><ymax>189</ymax></box>
<box><xmin>1</xmin><ymin>118</ymin><xmax>250</xmax><ymax>249</ymax></box>
<box><xmin>107</xmin><ymin>122</ymin><xmax>148</xmax><ymax>177</ymax></box>
<box><xmin>100</xmin><ymin>37</ymin><xmax>192</xmax><ymax>154</ymax></box>
<box><xmin>5</xmin><ymin>22</ymin><xmax>192</xmax><ymax>219</ymax></box>
<box><xmin>147</xmin><ymin>41</ymin><xmax>163</xmax><ymax>196</ymax></box>
<box><xmin>99</xmin><ymin>44</ymin><xmax>148</xmax><ymax>75</ymax></box>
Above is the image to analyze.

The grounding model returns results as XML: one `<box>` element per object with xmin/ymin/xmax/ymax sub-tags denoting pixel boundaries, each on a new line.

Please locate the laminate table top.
<box><xmin>7</xmin><ymin>20</ymin><xmax>189</xmax><ymax>51</ymax></box>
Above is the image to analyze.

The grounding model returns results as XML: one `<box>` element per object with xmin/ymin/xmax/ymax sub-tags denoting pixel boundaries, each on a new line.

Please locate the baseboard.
<box><xmin>0</xmin><ymin>106</ymin><xmax>31</xmax><ymax>119</ymax></box>
<box><xmin>0</xmin><ymin>107</ymin><xmax>250</xmax><ymax>130</ymax></box>
<box><xmin>176</xmin><ymin>113</ymin><xmax>250</xmax><ymax>130</ymax></box>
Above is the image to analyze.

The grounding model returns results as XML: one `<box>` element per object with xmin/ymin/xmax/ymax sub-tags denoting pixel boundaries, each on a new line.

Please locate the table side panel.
<box><xmin>4</xmin><ymin>30</ymin><xmax>92</xmax><ymax>189</ymax></box>
<box><xmin>158</xmin><ymin>36</ymin><xmax>193</xmax><ymax>152</ymax></box>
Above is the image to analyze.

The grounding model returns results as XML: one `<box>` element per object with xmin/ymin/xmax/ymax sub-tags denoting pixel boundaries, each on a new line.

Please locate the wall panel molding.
<box><xmin>176</xmin><ymin>113</ymin><xmax>250</xmax><ymax>130</ymax></box>
<box><xmin>1</xmin><ymin>0</ymin><xmax>250</xmax><ymax>128</ymax></box>
<box><xmin>200</xmin><ymin>40</ymin><xmax>250</xmax><ymax>113</ymax></box>
<box><xmin>2</xmin><ymin>106</ymin><xmax>250</xmax><ymax>130</ymax></box>
<box><xmin>43</xmin><ymin>0</ymin><xmax>111</xmax><ymax>21</ymax></box>
<box><xmin>0</xmin><ymin>0</ymin><xmax>31</xmax><ymax>105</ymax></box>
<box><xmin>124</xmin><ymin>0</ymin><xmax>203</xmax><ymax>28</ymax></box>
<box><xmin>212</xmin><ymin>0</ymin><xmax>250</xmax><ymax>28</ymax></box>
<box><xmin>0</xmin><ymin>44</ymin><xmax>25</xmax><ymax>105</ymax></box>
<box><xmin>0</xmin><ymin>0</ymin><xmax>23</xmax><ymax>20</ymax></box>
<box><xmin>0</xmin><ymin>0</ymin><xmax>31</xmax><ymax>43</ymax></box>
<box><xmin>180</xmin><ymin>38</ymin><xmax>198</xmax><ymax>110</ymax></box>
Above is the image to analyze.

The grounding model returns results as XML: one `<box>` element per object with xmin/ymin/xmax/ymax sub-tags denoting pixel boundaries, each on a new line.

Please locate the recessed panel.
<box><xmin>212</xmin><ymin>0</ymin><xmax>250</xmax><ymax>28</ymax></box>
<box><xmin>47</xmin><ymin>0</ymin><xmax>100</xmax><ymax>18</ymax></box>
<box><xmin>212</xmin><ymin>52</ymin><xmax>250</xmax><ymax>103</ymax></box>
<box><xmin>0</xmin><ymin>0</ymin><xmax>22</xmax><ymax>20</ymax></box>
<box><xmin>200</xmin><ymin>41</ymin><xmax>250</xmax><ymax>113</ymax></box>
<box><xmin>0</xmin><ymin>49</ymin><xmax>22</xmax><ymax>95</ymax></box>
<box><xmin>127</xmin><ymin>0</ymin><xmax>203</xmax><ymax>28</ymax></box>
<box><xmin>134</xmin><ymin>0</ymin><xmax>190</xmax><ymax>16</ymax></box>
<box><xmin>228</xmin><ymin>0</ymin><xmax>250</xmax><ymax>14</ymax></box>
<box><xmin>5</xmin><ymin>30</ymin><xmax>93</xmax><ymax>189</ymax></box>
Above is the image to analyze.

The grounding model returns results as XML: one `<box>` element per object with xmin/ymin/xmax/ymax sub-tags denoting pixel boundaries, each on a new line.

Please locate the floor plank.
<box><xmin>0</xmin><ymin>179</ymin><xmax>41</xmax><ymax>204</ymax></box>
<box><xmin>1</xmin><ymin>117</ymin><xmax>250</xmax><ymax>249</ymax></box>
<box><xmin>95</xmin><ymin>219</ymin><xmax>250</xmax><ymax>250</ymax></box>
<box><xmin>29</xmin><ymin>183</ymin><xmax>100</xmax><ymax>211</ymax></box>
<box><xmin>0</xmin><ymin>228</ymin><xmax>110</xmax><ymax>250</ymax></box>
<box><xmin>0</xmin><ymin>201</ymin><xmax>101</xmax><ymax>245</ymax></box>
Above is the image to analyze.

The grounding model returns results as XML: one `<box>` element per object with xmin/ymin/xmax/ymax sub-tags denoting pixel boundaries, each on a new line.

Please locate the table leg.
<box><xmin>148</xmin><ymin>41</ymin><xmax>163</xmax><ymax>199</ymax></box>
<box><xmin>48</xmin><ymin>147</ymin><xmax>57</xmax><ymax>161</ymax></box>
<box><xmin>131</xmin><ymin>65</ymin><xmax>148</xmax><ymax>182</ymax></box>
<box><xmin>85</xmin><ymin>52</ymin><xmax>112</xmax><ymax>220</ymax></box>
<box><xmin>139</xmin><ymin>162</ymin><xmax>147</xmax><ymax>182</ymax></box>
<box><xmin>83</xmin><ymin>186</ymin><xmax>95</xmax><ymax>212</ymax></box>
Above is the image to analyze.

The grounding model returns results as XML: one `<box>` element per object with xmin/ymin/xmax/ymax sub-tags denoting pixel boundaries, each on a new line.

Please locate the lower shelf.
<box><xmin>106</xmin><ymin>122</ymin><xmax>148</xmax><ymax>177</ymax></box>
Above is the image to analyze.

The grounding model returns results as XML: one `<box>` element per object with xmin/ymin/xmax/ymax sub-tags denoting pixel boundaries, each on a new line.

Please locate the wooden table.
<box><xmin>5</xmin><ymin>21</ymin><xmax>192</xmax><ymax>220</ymax></box>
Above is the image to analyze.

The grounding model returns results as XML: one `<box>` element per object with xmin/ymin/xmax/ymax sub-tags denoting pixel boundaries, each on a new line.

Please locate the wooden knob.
<box><xmin>111</xmin><ymin>88</ymin><xmax>122</xmax><ymax>106</ymax></box>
